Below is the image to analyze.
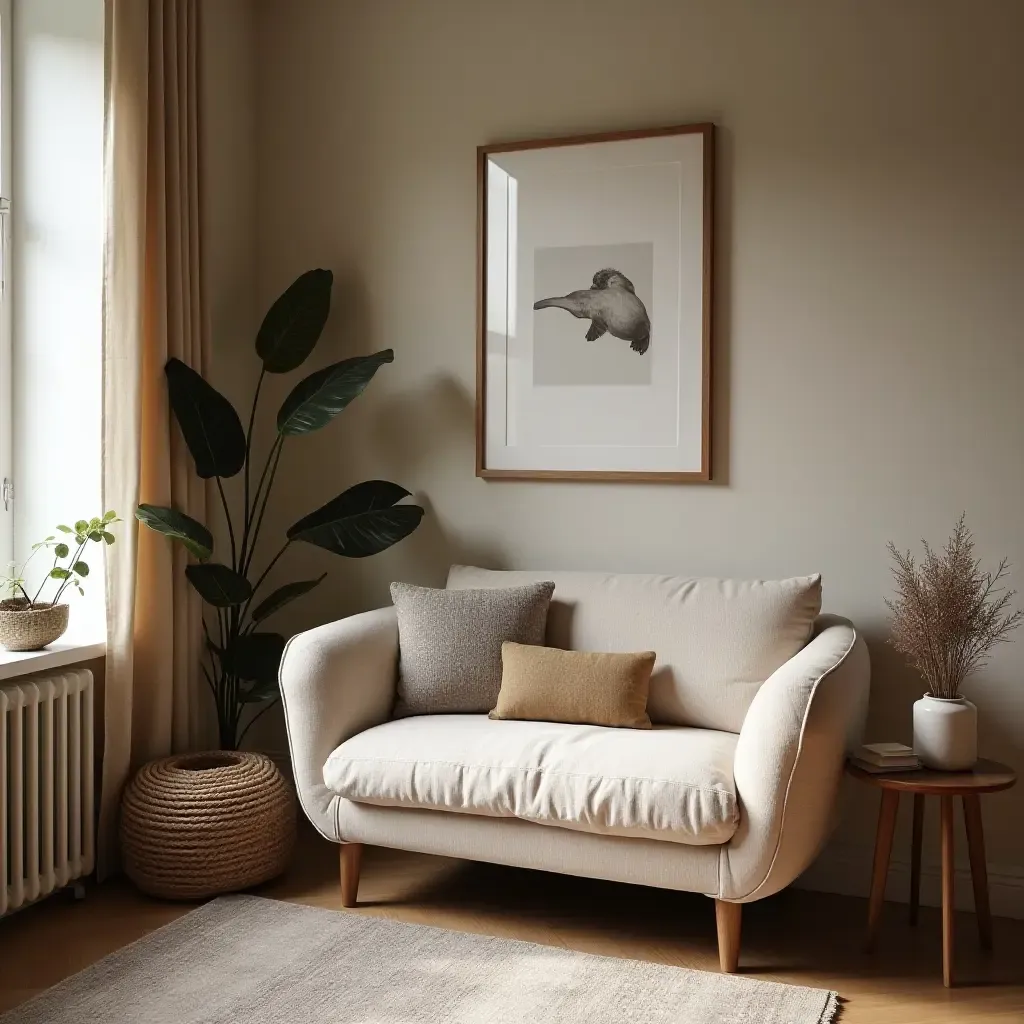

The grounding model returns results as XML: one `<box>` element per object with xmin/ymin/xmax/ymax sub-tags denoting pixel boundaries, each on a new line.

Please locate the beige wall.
<box><xmin>199</xmin><ymin>0</ymin><xmax>259</xmax><ymax>747</ymax></box>
<box><xmin>250</xmin><ymin>0</ymin><xmax>1024</xmax><ymax>910</ymax></box>
<box><xmin>200</xmin><ymin>0</ymin><xmax>258</xmax><ymax>413</ymax></box>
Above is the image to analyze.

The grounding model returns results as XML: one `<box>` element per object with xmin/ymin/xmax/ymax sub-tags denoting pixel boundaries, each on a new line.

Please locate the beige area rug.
<box><xmin>1</xmin><ymin>895</ymin><xmax>839</xmax><ymax>1023</ymax></box>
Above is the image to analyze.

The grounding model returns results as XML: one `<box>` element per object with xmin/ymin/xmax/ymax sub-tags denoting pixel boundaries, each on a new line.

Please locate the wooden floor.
<box><xmin>1</xmin><ymin>827</ymin><xmax>1022</xmax><ymax>1022</ymax></box>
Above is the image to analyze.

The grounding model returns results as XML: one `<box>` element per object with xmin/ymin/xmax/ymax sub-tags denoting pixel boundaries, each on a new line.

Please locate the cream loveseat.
<box><xmin>280</xmin><ymin>566</ymin><xmax>870</xmax><ymax>971</ymax></box>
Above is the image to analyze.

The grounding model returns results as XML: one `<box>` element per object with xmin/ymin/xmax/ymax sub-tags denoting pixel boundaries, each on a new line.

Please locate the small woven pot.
<box><xmin>120</xmin><ymin>750</ymin><xmax>296</xmax><ymax>900</ymax></box>
<box><xmin>0</xmin><ymin>600</ymin><xmax>69</xmax><ymax>651</ymax></box>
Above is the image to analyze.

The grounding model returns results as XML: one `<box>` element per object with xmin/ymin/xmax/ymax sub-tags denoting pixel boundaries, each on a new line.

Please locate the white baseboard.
<box><xmin>795</xmin><ymin>843</ymin><xmax>1024</xmax><ymax>920</ymax></box>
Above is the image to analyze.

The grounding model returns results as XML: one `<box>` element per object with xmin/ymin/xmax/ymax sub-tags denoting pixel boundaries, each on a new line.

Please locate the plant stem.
<box><xmin>240</xmin><ymin>368</ymin><xmax>266</xmax><ymax>569</ymax></box>
<box><xmin>243</xmin><ymin>436</ymin><xmax>284</xmax><ymax>578</ymax></box>
<box><xmin>239</xmin><ymin>540</ymin><xmax>291</xmax><ymax>625</ymax></box>
<box><xmin>221</xmin><ymin>371</ymin><xmax>265</xmax><ymax>697</ymax></box>
<box><xmin>200</xmin><ymin>662</ymin><xmax>217</xmax><ymax>702</ymax></box>
<box><xmin>220</xmin><ymin>699</ymin><xmax>236</xmax><ymax>750</ymax></box>
<box><xmin>30</xmin><ymin>553</ymin><xmax>61</xmax><ymax>605</ymax></box>
<box><xmin>50</xmin><ymin>538</ymin><xmax>88</xmax><ymax>606</ymax></box>
<box><xmin>215</xmin><ymin>476</ymin><xmax>238</xmax><ymax>571</ymax></box>
<box><xmin>241</xmin><ymin>436</ymin><xmax>282</xmax><ymax>557</ymax></box>
<box><xmin>207</xmin><ymin>646</ymin><xmax>226</xmax><ymax>742</ymax></box>
<box><xmin>17</xmin><ymin>543</ymin><xmax>46</xmax><ymax>603</ymax></box>
<box><xmin>242</xmin><ymin>435</ymin><xmax>280</xmax><ymax>563</ymax></box>
<box><xmin>236</xmin><ymin>697</ymin><xmax>279</xmax><ymax>748</ymax></box>
<box><xmin>215</xmin><ymin>607</ymin><xmax>229</xmax><ymax>742</ymax></box>
<box><xmin>216</xmin><ymin>602</ymin><xmax>243</xmax><ymax>749</ymax></box>
<box><xmin>201</xmin><ymin>615</ymin><xmax>222</xmax><ymax>722</ymax></box>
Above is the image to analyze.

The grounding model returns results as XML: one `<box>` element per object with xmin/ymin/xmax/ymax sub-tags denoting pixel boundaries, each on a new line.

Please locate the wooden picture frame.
<box><xmin>476</xmin><ymin>122</ymin><xmax>714</xmax><ymax>482</ymax></box>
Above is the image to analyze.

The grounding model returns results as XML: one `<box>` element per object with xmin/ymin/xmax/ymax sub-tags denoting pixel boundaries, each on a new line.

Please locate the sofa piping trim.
<box><xmin>278</xmin><ymin>629</ymin><xmax>340</xmax><ymax>843</ymax></box>
<box><xmin>715</xmin><ymin>622</ymin><xmax>859</xmax><ymax>901</ymax></box>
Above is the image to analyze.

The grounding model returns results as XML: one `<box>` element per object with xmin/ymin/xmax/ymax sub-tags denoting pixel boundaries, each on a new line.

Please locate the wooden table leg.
<box><xmin>909</xmin><ymin>793</ymin><xmax>924</xmax><ymax>926</ymax></box>
<box><xmin>940</xmin><ymin>795</ymin><xmax>955</xmax><ymax>987</ymax></box>
<box><xmin>340</xmin><ymin>843</ymin><xmax>363</xmax><ymax>909</ymax></box>
<box><xmin>962</xmin><ymin>794</ymin><xmax>993</xmax><ymax>951</ymax></box>
<box><xmin>866</xmin><ymin>789</ymin><xmax>899</xmax><ymax>952</ymax></box>
<box><xmin>715</xmin><ymin>899</ymin><xmax>743</xmax><ymax>973</ymax></box>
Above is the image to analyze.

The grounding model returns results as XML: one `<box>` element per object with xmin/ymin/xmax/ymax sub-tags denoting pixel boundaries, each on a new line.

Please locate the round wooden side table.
<box><xmin>846</xmin><ymin>758</ymin><xmax>1016</xmax><ymax>987</ymax></box>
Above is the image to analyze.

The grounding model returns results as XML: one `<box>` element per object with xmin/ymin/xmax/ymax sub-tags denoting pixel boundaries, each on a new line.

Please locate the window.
<box><xmin>0</xmin><ymin>0</ymin><xmax>103</xmax><ymax>633</ymax></box>
<box><xmin>0</xmin><ymin>0</ymin><xmax>11</xmax><ymax>568</ymax></box>
<box><xmin>0</xmin><ymin>1</ymin><xmax>104</xmax><ymax>635</ymax></box>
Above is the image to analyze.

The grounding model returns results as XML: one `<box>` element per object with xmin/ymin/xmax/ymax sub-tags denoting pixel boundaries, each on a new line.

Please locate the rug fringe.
<box><xmin>819</xmin><ymin>991</ymin><xmax>841</xmax><ymax>1023</ymax></box>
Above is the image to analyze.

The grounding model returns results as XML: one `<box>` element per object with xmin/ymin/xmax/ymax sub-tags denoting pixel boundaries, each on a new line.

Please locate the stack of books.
<box><xmin>850</xmin><ymin>742</ymin><xmax>922</xmax><ymax>774</ymax></box>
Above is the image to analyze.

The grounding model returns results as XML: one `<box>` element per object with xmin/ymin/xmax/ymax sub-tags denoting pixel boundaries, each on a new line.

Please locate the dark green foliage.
<box><xmin>136</xmin><ymin>269</ymin><xmax>423</xmax><ymax>749</ymax></box>
<box><xmin>256</xmin><ymin>269</ymin><xmax>333</xmax><ymax>373</ymax></box>
<box><xmin>135</xmin><ymin>505</ymin><xmax>213</xmax><ymax>561</ymax></box>
<box><xmin>250</xmin><ymin>575</ymin><xmax>327</xmax><ymax>624</ymax></box>
<box><xmin>230</xmin><ymin>632</ymin><xmax>287</xmax><ymax>685</ymax></box>
<box><xmin>276</xmin><ymin>350</ymin><xmax>394</xmax><ymax>435</ymax></box>
<box><xmin>165</xmin><ymin>358</ymin><xmax>247</xmax><ymax>479</ymax></box>
<box><xmin>185</xmin><ymin>564</ymin><xmax>252</xmax><ymax>607</ymax></box>
<box><xmin>289</xmin><ymin>480</ymin><xmax>423</xmax><ymax>558</ymax></box>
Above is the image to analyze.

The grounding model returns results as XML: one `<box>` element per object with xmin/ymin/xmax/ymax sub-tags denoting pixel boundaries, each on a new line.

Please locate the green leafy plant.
<box><xmin>135</xmin><ymin>269</ymin><xmax>423</xmax><ymax>750</ymax></box>
<box><xmin>1</xmin><ymin>512</ymin><xmax>120</xmax><ymax>607</ymax></box>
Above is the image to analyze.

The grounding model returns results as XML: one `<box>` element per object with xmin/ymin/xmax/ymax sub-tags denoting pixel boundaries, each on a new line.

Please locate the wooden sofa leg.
<box><xmin>715</xmin><ymin>899</ymin><xmax>742</xmax><ymax>973</ymax></box>
<box><xmin>340</xmin><ymin>843</ymin><xmax>363</xmax><ymax>908</ymax></box>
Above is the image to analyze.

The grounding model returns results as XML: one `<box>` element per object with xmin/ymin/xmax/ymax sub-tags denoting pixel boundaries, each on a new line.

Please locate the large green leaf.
<box><xmin>135</xmin><ymin>504</ymin><xmax>213</xmax><ymax>561</ymax></box>
<box><xmin>276</xmin><ymin>350</ymin><xmax>394</xmax><ymax>436</ymax></box>
<box><xmin>250</xmin><ymin>574</ymin><xmax>327</xmax><ymax>623</ymax></box>
<box><xmin>227</xmin><ymin>631</ymin><xmax>286</xmax><ymax>686</ymax></box>
<box><xmin>165</xmin><ymin>358</ymin><xmax>246</xmax><ymax>478</ymax></box>
<box><xmin>238</xmin><ymin>677</ymin><xmax>282</xmax><ymax>704</ymax></box>
<box><xmin>256</xmin><ymin>269</ymin><xmax>333</xmax><ymax>373</ymax></box>
<box><xmin>288</xmin><ymin>479</ymin><xmax>423</xmax><ymax>557</ymax></box>
<box><xmin>185</xmin><ymin>563</ymin><xmax>252</xmax><ymax>607</ymax></box>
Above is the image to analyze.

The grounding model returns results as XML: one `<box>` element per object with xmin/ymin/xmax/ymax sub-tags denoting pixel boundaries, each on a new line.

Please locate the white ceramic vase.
<box><xmin>912</xmin><ymin>694</ymin><xmax>977</xmax><ymax>771</ymax></box>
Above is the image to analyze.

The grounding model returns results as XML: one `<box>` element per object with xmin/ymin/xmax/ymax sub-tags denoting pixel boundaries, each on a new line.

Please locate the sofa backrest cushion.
<box><xmin>446</xmin><ymin>566</ymin><xmax>822</xmax><ymax>733</ymax></box>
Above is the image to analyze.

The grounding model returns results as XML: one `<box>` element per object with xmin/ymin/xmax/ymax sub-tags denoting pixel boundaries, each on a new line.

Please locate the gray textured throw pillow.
<box><xmin>391</xmin><ymin>581</ymin><xmax>555</xmax><ymax>716</ymax></box>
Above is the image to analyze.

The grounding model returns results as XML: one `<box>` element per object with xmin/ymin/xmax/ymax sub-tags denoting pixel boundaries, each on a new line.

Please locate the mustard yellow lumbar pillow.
<box><xmin>490</xmin><ymin>642</ymin><xmax>655</xmax><ymax>729</ymax></box>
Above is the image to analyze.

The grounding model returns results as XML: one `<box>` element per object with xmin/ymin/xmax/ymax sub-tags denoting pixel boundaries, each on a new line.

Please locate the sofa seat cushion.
<box><xmin>323</xmin><ymin>715</ymin><xmax>739</xmax><ymax>845</ymax></box>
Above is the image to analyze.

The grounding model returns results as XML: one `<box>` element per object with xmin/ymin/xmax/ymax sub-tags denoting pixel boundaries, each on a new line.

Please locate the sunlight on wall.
<box><xmin>13</xmin><ymin>0</ymin><xmax>104</xmax><ymax>637</ymax></box>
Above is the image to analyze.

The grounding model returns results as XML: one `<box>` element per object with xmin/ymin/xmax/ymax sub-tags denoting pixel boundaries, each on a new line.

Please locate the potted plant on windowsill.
<box><xmin>0</xmin><ymin>513</ymin><xmax>120</xmax><ymax>651</ymax></box>
<box><xmin>886</xmin><ymin>514</ymin><xmax>1022</xmax><ymax>770</ymax></box>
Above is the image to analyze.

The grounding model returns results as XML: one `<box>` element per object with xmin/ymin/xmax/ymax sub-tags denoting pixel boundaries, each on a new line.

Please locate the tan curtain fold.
<box><xmin>99</xmin><ymin>0</ymin><xmax>206</xmax><ymax>877</ymax></box>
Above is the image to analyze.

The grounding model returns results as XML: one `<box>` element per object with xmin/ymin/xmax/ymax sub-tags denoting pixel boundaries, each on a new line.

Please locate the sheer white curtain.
<box><xmin>98</xmin><ymin>0</ymin><xmax>206</xmax><ymax>875</ymax></box>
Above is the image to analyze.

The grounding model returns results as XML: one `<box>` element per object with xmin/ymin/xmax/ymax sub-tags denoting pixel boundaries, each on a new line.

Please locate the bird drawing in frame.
<box><xmin>533</xmin><ymin>268</ymin><xmax>651</xmax><ymax>355</ymax></box>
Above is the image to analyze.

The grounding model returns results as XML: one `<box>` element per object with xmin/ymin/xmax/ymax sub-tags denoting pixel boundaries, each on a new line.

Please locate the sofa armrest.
<box><xmin>279</xmin><ymin>607</ymin><xmax>398</xmax><ymax>841</ymax></box>
<box><xmin>718</xmin><ymin>614</ymin><xmax>870</xmax><ymax>901</ymax></box>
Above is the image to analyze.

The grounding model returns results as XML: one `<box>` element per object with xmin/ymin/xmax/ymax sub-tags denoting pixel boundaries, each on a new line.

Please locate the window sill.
<box><xmin>0</xmin><ymin>637</ymin><xmax>106</xmax><ymax>683</ymax></box>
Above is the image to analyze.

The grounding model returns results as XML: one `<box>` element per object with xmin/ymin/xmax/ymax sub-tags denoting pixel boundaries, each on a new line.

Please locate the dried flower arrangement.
<box><xmin>886</xmin><ymin>515</ymin><xmax>1022</xmax><ymax>699</ymax></box>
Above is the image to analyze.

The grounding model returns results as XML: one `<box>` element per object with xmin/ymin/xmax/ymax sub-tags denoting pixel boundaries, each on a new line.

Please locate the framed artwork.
<box><xmin>476</xmin><ymin>122</ymin><xmax>714</xmax><ymax>482</ymax></box>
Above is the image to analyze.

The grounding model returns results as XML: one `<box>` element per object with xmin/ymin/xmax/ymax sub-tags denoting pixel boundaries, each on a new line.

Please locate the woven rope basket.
<box><xmin>120</xmin><ymin>750</ymin><xmax>296</xmax><ymax>900</ymax></box>
<box><xmin>0</xmin><ymin>601</ymin><xmax>69</xmax><ymax>651</ymax></box>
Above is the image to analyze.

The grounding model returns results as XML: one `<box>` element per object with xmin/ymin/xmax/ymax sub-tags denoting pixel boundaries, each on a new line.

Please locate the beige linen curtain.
<box><xmin>99</xmin><ymin>0</ymin><xmax>206</xmax><ymax>875</ymax></box>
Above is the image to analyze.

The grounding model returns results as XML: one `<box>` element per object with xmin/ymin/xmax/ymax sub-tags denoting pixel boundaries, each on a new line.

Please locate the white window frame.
<box><xmin>0</xmin><ymin>0</ymin><xmax>11</xmax><ymax>567</ymax></box>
